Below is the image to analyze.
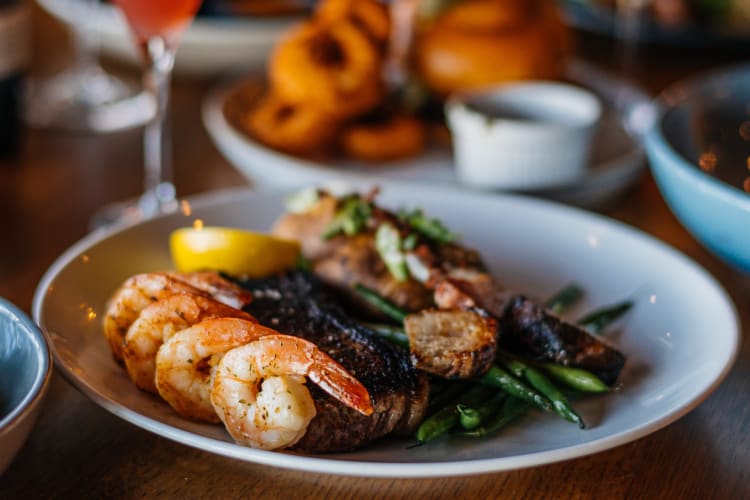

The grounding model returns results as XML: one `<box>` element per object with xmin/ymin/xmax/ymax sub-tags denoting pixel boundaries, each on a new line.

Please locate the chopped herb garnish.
<box><xmin>285</xmin><ymin>187</ymin><xmax>319</xmax><ymax>214</ymax></box>
<box><xmin>405</xmin><ymin>253</ymin><xmax>430</xmax><ymax>283</ymax></box>
<box><xmin>375</xmin><ymin>222</ymin><xmax>408</xmax><ymax>281</ymax></box>
<box><xmin>399</xmin><ymin>209</ymin><xmax>457</xmax><ymax>244</ymax></box>
<box><xmin>402</xmin><ymin>233</ymin><xmax>419</xmax><ymax>251</ymax></box>
<box><xmin>322</xmin><ymin>196</ymin><xmax>373</xmax><ymax>240</ymax></box>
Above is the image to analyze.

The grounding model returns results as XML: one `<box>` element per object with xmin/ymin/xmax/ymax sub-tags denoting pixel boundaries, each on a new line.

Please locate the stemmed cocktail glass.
<box><xmin>91</xmin><ymin>0</ymin><xmax>202</xmax><ymax>228</ymax></box>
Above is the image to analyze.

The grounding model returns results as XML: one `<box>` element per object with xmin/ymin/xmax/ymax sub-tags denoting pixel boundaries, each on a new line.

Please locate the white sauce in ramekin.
<box><xmin>446</xmin><ymin>82</ymin><xmax>602</xmax><ymax>190</ymax></box>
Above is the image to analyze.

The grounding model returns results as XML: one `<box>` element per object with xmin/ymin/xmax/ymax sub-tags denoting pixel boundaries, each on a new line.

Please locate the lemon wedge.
<box><xmin>170</xmin><ymin>227</ymin><xmax>301</xmax><ymax>277</ymax></box>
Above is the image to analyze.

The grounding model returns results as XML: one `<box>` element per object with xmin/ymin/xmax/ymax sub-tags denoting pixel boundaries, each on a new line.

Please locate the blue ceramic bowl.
<box><xmin>0</xmin><ymin>298</ymin><xmax>51</xmax><ymax>474</ymax></box>
<box><xmin>646</xmin><ymin>63</ymin><xmax>750</xmax><ymax>273</ymax></box>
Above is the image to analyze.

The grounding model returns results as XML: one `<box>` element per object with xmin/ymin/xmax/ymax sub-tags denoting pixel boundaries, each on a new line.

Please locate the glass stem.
<box><xmin>139</xmin><ymin>37</ymin><xmax>177</xmax><ymax>217</ymax></box>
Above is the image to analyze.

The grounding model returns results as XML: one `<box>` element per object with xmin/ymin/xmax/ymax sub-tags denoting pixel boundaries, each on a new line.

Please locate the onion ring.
<box><xmin>270</xmin><ymin>20</ymin><xmax>384</xmax><ymax>118</ymax></box>
<box><xmin>341</xmin><ymin>113</ymin><xmax>426</xmax><ymax>163</ymax></box>
<box><xmin>316</xmin><ymin>0</ymin><xmax>391</xmax><ymax>52</ymax></box>
<box><xmin>241</xmin><ymin>92</ymin><xmax>340</xmax><ymax>155</ymax></box>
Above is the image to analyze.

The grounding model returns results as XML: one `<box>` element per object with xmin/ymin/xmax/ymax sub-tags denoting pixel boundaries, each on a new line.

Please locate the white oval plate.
<box><xmin>38</xmin><ymin>0</ymin><xmax>300</xmax><ymax>76</ymax></box>
<box><xmin>203</xmin><ymin>61</ymin><xmax>656</xmax><ymax>207</ymax></box>
<box><xmin>33</xmin><ymin>181</ymin><xmax>738</xmax><ymax>478</ymax></box>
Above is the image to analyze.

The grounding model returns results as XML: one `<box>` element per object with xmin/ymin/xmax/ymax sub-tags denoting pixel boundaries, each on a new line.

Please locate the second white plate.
<box><xmin>203</xmin><ymin>61</ymin><xmax>656</xmax><ymax>207</ymax></box>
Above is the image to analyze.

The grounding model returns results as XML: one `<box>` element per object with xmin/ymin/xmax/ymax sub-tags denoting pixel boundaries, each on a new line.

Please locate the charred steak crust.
<box><xmin>500</xmin><ymin>295</ymin><xmax>626</xmax><ymax>386</ymax></box>
<box><xmin>233</xmin><ymin>271</ymin><xmax>429</xmax><ymax>453</ymax></box>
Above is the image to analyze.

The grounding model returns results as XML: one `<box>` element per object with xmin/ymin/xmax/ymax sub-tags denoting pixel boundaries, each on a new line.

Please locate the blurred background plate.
<box><xmin>561</xmin><ymin>0</ymin><xmax>750</xmax><ymax>47</ymax></box>
<box><xmin>37</xmin><ymin>0</ymin><xmax>304</xmax><ymax>77</ymax></box>
<box><xmin>203</xmin><ymin>60</ymin><xmax>655</xmax><ymax>208</ymax></box>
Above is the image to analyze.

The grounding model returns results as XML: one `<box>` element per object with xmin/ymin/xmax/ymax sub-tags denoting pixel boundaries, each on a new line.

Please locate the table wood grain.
<box><xmin>0</xmin><ymin>8</ymin><xmax>748</xmax><ymax>498</ymax></box>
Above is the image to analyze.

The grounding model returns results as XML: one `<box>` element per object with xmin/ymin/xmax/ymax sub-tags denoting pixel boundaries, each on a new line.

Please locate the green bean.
<box><xmin>479</xmin><ymin>365</ymin><xmax>552</xmax><ymax>412</ymax></box>
<box><xmin>415</xmin><ymin>404</ymin><xmax>457</xmax><ymax>444</ymax></box>
<box><xmin>503</xmin><ymin>358</ymin><xmax>584</xmax><ymax>428</ymax></box>
<box><xmin>457</xmin><ymin>391</ymin><xmax>507</xmax><ymax>430</ymax></box>
<box><xmin>457</xmin><ymin>404</ymin><xmax>481</xmax><ymax>429</ymax></box>
<box><xmin>352</xmin><ymin>284</ymin><xmax>408</xmax><ymax>323</ymax></box>
<box><xmin>503</xmin><ymin>358</ymin><xmax>527</xmax><ymax>378</ymax></box>
<box><xmin>577</xmin><ymin>300</ymin><xmax>633</xmax><ymax>334</ymax></box>
<box><xmin>415</xmin><ymin>385</ymin><xmax>490</xmax><ymax>443</ymax></box>
<box><xmin>523</xmin><ymin>366</ymin><xmax>584</xmax><ymax>428</ymax></box>
<box><xmin>538</xmin><ymin>363</ymin><xmax>609</xmax><ymax>393</ymax></box>
<box><xmin>364</xmin><ymin>322</ymin><xmax>409</xmax><ymax>348</ymax></box>
<box><xmin>458</xmin><ymin>397</ymin><xmax>530</xmax><ymax>438</ymax></box>
<box><xmin>545</xmin><ymin>284</ymin><xmax>584</xmax><ymax>315</ymax></box>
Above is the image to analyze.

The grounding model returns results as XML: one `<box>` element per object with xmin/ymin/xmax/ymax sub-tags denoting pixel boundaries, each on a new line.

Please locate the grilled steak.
<box><xmin>500</xmin><ymin>295</ymin><xmax>626</xmax><ymax>386</ymax></box>
<box><xmin>233</xmin><ymin>270</ymin><xmax>429</xmax><ymax>453</ymax></box>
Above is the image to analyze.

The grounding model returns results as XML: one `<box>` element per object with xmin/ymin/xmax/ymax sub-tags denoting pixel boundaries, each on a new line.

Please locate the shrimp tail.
<box><xmin>305</xmin><ymin>341</ymin><xmax>374</xmax><ymax>416</ymax></box>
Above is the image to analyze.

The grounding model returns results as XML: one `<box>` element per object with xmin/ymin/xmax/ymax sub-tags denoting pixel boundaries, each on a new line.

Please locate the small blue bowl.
<box><xmin>0</xmin><ymin>298</ymin><xmax>52</xmax><ymax>474</ymax></box>
<box><xmin>646</xmin><ymin>63</ymin><xmax>750</xmax><ymax>273</ymax></box>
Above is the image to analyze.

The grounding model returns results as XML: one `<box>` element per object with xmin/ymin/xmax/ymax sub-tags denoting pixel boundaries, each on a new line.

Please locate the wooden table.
<box><xmin>1</xmin><ymin>11</ymin><xmax>748</xmax><ymax>498</ymax></box>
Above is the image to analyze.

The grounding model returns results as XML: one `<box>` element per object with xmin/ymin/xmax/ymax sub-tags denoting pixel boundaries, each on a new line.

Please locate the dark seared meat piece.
<box><xmin>404</xmin><ymin>308</ymin><xmax>498</xmax><ymax>379</ymax></box>
<box><xmin>233</xmin><ymin>271</ymin><xmax>429</xmax><ymax>453</ymax></box>
<box><xmin>500</xmin><ymin>295</ymin><xmax>626</xmax><ymax>386</ymax></box>
<box><xmin>272</xmin><ymin>190</ymin><xmax>626</xmax><ymax>386</ymax></box>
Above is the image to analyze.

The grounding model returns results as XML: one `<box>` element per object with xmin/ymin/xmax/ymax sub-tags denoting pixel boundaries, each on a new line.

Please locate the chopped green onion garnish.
<box><xmin>284</xmin><ymin>187</ymin><xmax>319</xmax><ymax>214</ymax></box>
<box><xmin>402</xmin><ymin>233</ymin><xmax>419</xmax><ymax>251</ymax></box>
<box><xmin>375</xmin><ymin>222</ymin><xmax>408</xmax><ymax>281</ymax></box>
<box><xmin>322</xmin><ymin>196</ymin><xmax>372</xmax><ymax>240</ymax></box>
<box><xmin>405</xmin><ymin>253</ymin><xmax>430</xmax><ymax>283</ymax></box>
<box><xmin>399</xmin><ymin>209</ymin><xmax>457</xmax><ymax>244</ymax></box>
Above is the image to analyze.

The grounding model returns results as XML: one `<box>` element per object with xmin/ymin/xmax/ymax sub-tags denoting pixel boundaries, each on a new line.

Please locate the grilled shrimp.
<box><xmin>170</xmin><ymin>271</ymin><xmax>253</xmax><ymax>310</ymax></box>
<box><xmin>104</xmin><ymin>272</ymin><xmax>251</xmax><ymax>362</ymax></box>
<box><xmin>105</xmin><ymin>273</ymin><xmax>209</xmax><ymax>362</ymax></box>
<box><xmin>210</xmin><ymin>334</ymin><xmax>373</xmax><ymax>450</ymax></box>
<box><xmin>123</xmin><ymin>293</ymin><xmax>256</xmax><ymax>394</ymax></box>
<box><xmin>154</xmin><ymin>317</ymin><xmax>283</xmax><ymax>423</ymax></box>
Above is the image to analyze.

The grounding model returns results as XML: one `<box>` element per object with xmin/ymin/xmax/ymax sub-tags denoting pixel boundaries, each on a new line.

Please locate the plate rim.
<box><xmin>32</xmin><ymin>185</ymin><xmax>741</xmax><ymax>478</ymax></box>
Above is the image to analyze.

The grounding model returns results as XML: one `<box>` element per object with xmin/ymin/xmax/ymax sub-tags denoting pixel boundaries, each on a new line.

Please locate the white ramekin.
<box><xmin>446</xmin><ymin>82</ymin><xmax>602</xmax><ymax>190</ymax></box>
